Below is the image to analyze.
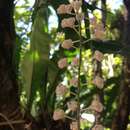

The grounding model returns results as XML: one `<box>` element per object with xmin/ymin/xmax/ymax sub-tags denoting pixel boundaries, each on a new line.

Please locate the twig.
<box><xmin>0</xmin><ymin>120</ymin><xmax>25</xmax><ymax>126</ymax></box>
<box><xmin>65</xmin><ymin>115</ymin><xmax>77</xmax><ymax>121</ymax></box>
<box><xmin>73</xmin><ymin>27</ymin><xmax>80</xmax><ymax>36</ymax></box>
<box><xmin>72</xmin><ymin>40</ymin><xmax>80</xmax><ymax>43</ymax></box>
<box><xmin>77</xmin><ymin>19</ymin><xmax>82</xmax><ymax>130</ymax></box>
<box><xmin>70</xmin><ymin>91</ymin><xmax>77</xmax><ymax>96</ymax></box>
<box><xmin>0</xmin><ymin>113</ymin><xmax>15</xmax><ymax>130</ymax></box>
<box><xmin>80</xmin><ymin>107</ymin><xmax>94</xmax><ymax>113</ymax></box>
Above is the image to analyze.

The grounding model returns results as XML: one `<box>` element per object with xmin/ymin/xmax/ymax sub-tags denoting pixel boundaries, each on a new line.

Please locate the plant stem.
<box><xmin>77</xmin><ymin>20</ymin><xmax>82</xmax><ymax>130</ymax></box>
<box><xmin>65</xmin><ymin>115</ymin><xmax>77</xmax><ymax>121</ymax></box>
<box><xmin>70</xmin><ymin>91</ymin><xmax>77</xmax><ymax>96</ymax></box>
<box><xmin>0</xmin><ymin>120</ymin><xmax>25</xmax><ymax>126</ymax></box>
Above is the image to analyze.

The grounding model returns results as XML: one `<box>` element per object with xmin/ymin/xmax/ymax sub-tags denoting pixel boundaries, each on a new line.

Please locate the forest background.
<box><xmin>0</xmin><ymin>0</ymin><xmax>130</xmax><ymax>130</ymax></box>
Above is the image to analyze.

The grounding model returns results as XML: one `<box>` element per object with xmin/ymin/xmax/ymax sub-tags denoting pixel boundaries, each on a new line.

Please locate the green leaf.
<box><xmin>21</xmin><ymin>6</ymin><xmax>50</xmax><ymax>111</ymax></box>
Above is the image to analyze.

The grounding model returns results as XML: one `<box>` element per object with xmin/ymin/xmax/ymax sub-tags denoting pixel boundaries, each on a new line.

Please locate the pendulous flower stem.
<box><xmin>77</xmin><ymin>20</ymin><xmax>83</xmax><ymax>130</ymax></box>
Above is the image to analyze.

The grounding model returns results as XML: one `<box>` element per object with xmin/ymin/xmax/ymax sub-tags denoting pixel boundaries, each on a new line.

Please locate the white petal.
<box><xmin>81</xmin><ymin>113</ymin><xmax>95</xmax><ymax>123</ymax></box>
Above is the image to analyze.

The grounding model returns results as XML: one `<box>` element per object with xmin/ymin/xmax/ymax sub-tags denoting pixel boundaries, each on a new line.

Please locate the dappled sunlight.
<box><xmin>0</xmin><ymin>0</ymin><xmax>128</xmax><ymax>130</ymax></box>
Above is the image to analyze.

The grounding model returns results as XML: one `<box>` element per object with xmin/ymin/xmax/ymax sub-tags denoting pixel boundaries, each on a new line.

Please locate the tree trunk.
<box><xmin>112</xmin><ymin>0</ymin><xmax>130</xmax><ymax>130</ymax></box>
<box><xmin>0</xmin><ymin>0</ymin><xmax>24</xmax><ymax>129</ymax></box>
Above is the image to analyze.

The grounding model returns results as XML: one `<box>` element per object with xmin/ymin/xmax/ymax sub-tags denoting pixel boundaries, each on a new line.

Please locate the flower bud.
<box><xmin>89</xmin><ymin>96</ymin><xmax>103</xmax><ymax>113</ymax></box>
<box><xmin>58</xmin><ymin>58</ymin><xmax>68</xmax><ymax>69</ymax></box>
<box><xmin>56</xmin><ymin>84</ymin><xmax>68</xmax><ymax>96</ymax></box>
<box><xmin>70</xmin><ymin>121</ymin><xmax>78</xmax><ymax>130</ymax></box>
<box><xmin>93</xmin><ymin>76</ymin><xmax>104</xmax><ymax>89</ymax></box>
<box><xmin>67</xmin><ymin>100</ymin><xmax>78</xmax><ymax>111</ymax></box>
<box><xmin>90</xmin><ymin>17</ymin><xmax>97</xmax><ymax>26</ymax></box>
<box><xmin>53</xmin><ymin>109</ymin><xmax>65</xmax><ymax>120</ymax></box>
<box><xmin>61</xmin><ymin>17</ymin><xmax>75</xmax><ymax>28</ymax></box>
<box><xmin>93</xmin><ymin>50</ymin><xmax>104</xmax><ymax>62</ymax></box>
<box><xmin>90</xmin><ymin>17</ymin><xmax>105</xmax><ymax>39</ymax></box>
<box><xmin>62</xmin><ymin>39</ymin><xmax>73</xmax><ymax>49</ymax></box>
<box><xmin>69</xmin><ymin>77</ymin><xmax>78</xmax><ymax>87</ymax></box>
<box><xmin>92</xmin><ymin>124</ymin><xmax>104</xmax><ymax>130</ymax></box>
<box><xmin>71</xmin><ymin>0</ymin><xmax>82</xmax><ymax>13</ymax></box>
<box><xmin>93</xmin><ymin>28</ymin><xmax>105</xmax><ymax>40</ymax></box>
<box><xmin>66</xmin><ymin>4</ymin><xmax>73</xmax><ymax>14</ymax></box>
<box><xmin>57</xmin><ymin>4</ymin><xmax>73</xmax><ymax>14</ymax></box>
<box><xmin>71</xmin><ymin>57</ymin><xmax>79</xmax><ymax>66</ymax></box>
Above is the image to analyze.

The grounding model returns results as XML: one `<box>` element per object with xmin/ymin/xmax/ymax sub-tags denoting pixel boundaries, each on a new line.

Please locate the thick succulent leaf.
<box><xmin>84</xmin><ymin>39</ymin><xmax>123</xmax><ymax>54</ymax></box>
<box><xmin>21</xmin><ymin>51</ymin><xmax>34</xmax><ymax>101</ymax></box>
<box><xmin>21</xmin><ymin>6</ymin><xmax>50</xmax><ymax>110</ymax></box>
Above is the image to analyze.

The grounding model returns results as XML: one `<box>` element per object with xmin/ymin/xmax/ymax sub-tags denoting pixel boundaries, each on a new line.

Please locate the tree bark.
<box><xmin>112</xmin><ymin>0</ymin><xmax>130</xmax><ymax>130</ymax></box>
<box><xmin>0</xmin><ymin>0</ymin><xmax>24</xmax><ymax>129</ymax></box>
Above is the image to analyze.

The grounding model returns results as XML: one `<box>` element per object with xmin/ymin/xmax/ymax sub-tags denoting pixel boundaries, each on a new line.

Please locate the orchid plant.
<box><xmin>53</xmin><ymin>0</ymin><xmax>105</xmax><ymax>130</ymax></box>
